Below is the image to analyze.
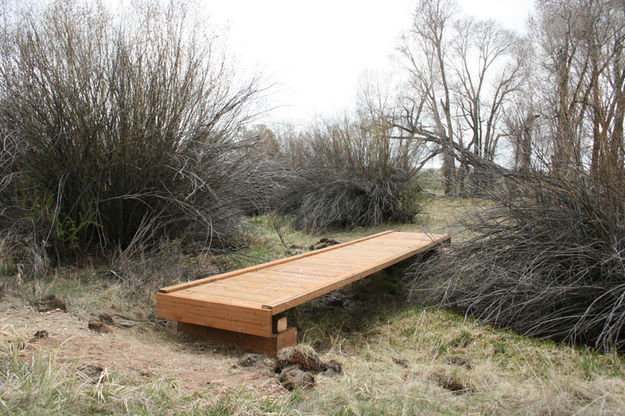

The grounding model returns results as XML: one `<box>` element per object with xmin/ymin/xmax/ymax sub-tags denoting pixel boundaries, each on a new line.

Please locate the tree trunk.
<box><xmin>442</xmin><ymin>147</ymin><xmax>456</xmax><ymax>195</ymax></box>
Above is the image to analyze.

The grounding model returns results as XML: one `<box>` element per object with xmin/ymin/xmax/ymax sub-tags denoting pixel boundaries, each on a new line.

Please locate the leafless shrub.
<box><xmin>276</xmin><ymin>169</ymin><xmax>418</xmax><ymax>232</ymax></box>
<box><xmin>234</xmin><ymin>127</ymin><xmax>294</xmax><ymax>216</ymax></box>
<box><xmin>272</xmin><ymin>116</ymin><xmax>423</xmax><ymax>232</ymax></box>
<box><xmin>409</xmin><ymin>170</ymin><xmax>625</xmax><ymax>352</ymax></box>
<box><xmin>0</xmin><ymin>1</ymin><xmax>264</xmax><ymax>261</ymax></box>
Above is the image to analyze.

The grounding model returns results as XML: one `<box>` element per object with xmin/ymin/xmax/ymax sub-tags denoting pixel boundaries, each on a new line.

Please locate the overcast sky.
<box><xmin>203</xmin><ymin>0</ymin><xmax>534</xmax><ymax>126</ymax></box>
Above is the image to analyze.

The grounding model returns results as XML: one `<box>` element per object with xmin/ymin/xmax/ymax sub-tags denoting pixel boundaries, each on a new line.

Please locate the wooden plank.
<box><xmin>317</xmin><ymin>247</ymin><xmax>401</xmax><ymax>257</ymax></box>
<box><xmin>183</xmin><ymin>285</ymin><xmax>280</xmax><ymax>304</ymax></box>
<box><xmin>197</xmin><ymin>278</ymin><xmax>306</xmax><ymax>293</ymax></box>
<box><xmin>159</xmin><ymin>230</ymin><xmax>395</xmax><ymax>293</ymax></box>
<box><xmin>175</xmin><ymin>285</ymin><xmax>275</xmax><ymax>305</ymax></box>
<box><xmin>225</xmin><ymin>272</ymin><xmax>317</xmax><ymax>287</ymax></box>
<box><xmin>188</xmin><ymin>284</ymin><xmax>304</xmax><ymax>303</ymax></box>
<box><xmin>157</xmin><ymin>304</ymin><xmax>271</xmax><ymax>336</ymax></box>
<box><xmin>212</xmin><ymin>281</ymin><xmax>319</xmax><ymax>297</ymax></box>
<box><xmin>270</xmin><ymin>264</ymin><xmax>346</xmax><ymax>277</ymax></box>
<box><xmin>165</xmin><ymin>290</ymin><xmax>264</xmax><ymax>309</ymax></box>
<box><xmin>178</xmin><ymin>322</ymin><xmax>297</xmax><ymax>355</ymax></box>
<box><xmin>240</xmin><ymin>270</ymin><xmax>330</xmax><ymax>282</ymax></box>
<box><xmin>276</xmin><ymin>258</ymin><xmax>357</xmax><ymax>271</ymax></box>
<box><xmin>182</xmin><ymin>275</ymin><xmax>342</xmax><ymax>306</ymax></box>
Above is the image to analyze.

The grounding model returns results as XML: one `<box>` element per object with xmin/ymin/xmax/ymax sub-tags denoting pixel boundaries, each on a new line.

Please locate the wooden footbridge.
<box><xmin>156</xmin><ymin>230</ymin><xmax>450</xmax><ymax>354</ymax></box>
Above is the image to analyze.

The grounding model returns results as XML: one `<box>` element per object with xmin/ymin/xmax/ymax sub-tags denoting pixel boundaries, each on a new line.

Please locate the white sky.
<box><xmin>203</xmin><ymin>0</ymin><xmax>535</xmax><ymax>126</ymax></box>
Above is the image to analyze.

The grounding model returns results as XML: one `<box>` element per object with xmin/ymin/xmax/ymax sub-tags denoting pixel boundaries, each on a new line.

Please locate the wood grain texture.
<box><xmin>159</xmin><ymin>229</ymin><xmax>395</xmax><ymax>293</ymax></box>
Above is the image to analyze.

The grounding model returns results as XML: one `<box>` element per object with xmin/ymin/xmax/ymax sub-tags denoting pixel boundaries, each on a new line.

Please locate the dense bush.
<box><xmin>409</xmin><ymin>171</ymin><xmax>625</xmax><ymax>352</ymax></box>
<box><xmin>276</xmin><ymin>169</ymin><xmax>418</xmax><ymax>231</ymax></box>
<box><xmin>0</xmin><ymin>1</ymin><xmax>263</xmax><ymax>260</ymax></box>
<box><xmin>271</xmin><ymin>116</ymin><xmax>423</xmax><ymax>232</ymax></box>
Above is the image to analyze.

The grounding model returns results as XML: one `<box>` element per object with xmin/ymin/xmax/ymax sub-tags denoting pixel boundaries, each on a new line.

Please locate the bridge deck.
<box><xmin>156</xmin><ymin>230</ymin><xmax>450</xmax><ymax>353</ymax></box>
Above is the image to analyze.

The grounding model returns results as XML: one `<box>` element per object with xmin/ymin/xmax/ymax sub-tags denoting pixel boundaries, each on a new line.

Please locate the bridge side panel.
<box><xmin>266</xmin><ymin>234</ymin><xmax>450</xmax><ymax>314</ymax></box>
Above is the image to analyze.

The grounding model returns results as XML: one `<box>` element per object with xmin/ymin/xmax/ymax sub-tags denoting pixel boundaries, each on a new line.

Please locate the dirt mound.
<box><xmin>392</xmin><ymin>357</ymin><xmax>409</xmax><ymax>368</ymax></box>
<box><xmin>31</xmin><ymin>330</ymin><xmax>49</xmax><ymax>340</ymax></box>
<box><xmin>275</xmin><ymin>345</ymin><xmax>342</xmax><ymax>390</ymax></box>
<box><xmin>279</xmin><ymin>366</ymin><xmax>315</xmax><ymax>391</ymax></box>
<box><xmin>78</xmin><ymin>364</ymin><xmax>105</xmax><ymax>382</ymax></box>
<box><xmin>88</xmin><ymin>317</ymin><xmax>111</xmax><ymax>333</ymax></box>
<box><xmin>33</xmin><ymin>295</ymin><xmax>67</xmax><ymax>312</ymax></box>
<box><xmin>446</xmin><ymin>356</ymin><xmax>473</xmax><ymax>369</ymax></box>
<box><xmin>323</xmin><ymin>359</ymin><xmax>342</xmax><ymax>375</ymax></box>
<box><xmin>237</xmin><ymin>353</ymin><xmax>266</xmax><ymax>368</ymax></box>
<box><xmin>309</xmin><ymin>238</ymin><xmax>340</xmax><ymax>251</ymax></box>
<box><xmin>98</xmin><ymin>313</ymin><xmax>114</xmax><ymax>325</ymax></box>
<box><xmin>430</xmin><ymin>367</ymin><xmax>475</xmax><ymax>394</ymax></box>
<box><xmin>276</xmin><ymin>345</ymin><xmax>326</xmax><ymax>372</ymax></box>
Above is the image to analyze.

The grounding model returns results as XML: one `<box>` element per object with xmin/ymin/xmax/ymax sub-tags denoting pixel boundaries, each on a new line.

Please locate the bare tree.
<box><xmin>397</xmin><ymin>0</ymin><xmax>526</xmax><ymax>195</ymax></box>
<box><xmin>407</xmin><ymin>0</ymin><xmax>625</xmax><ymax>356</ymax></box>
<box><xmin>356</xmin><ymin>71</ymin><xmax>437</xmax><ymax>173</ymax></box>
<box><xmin>504</xmin><ymin>92</ymin><xmax>539</xmax><ymax>177</ymax></box>
<box><xmin>531</xmin><ymin>0</ymin><xmax>625</xmax><ymax>183</ymax></box>
<box><xmin>397</xmin><ymin>0</ymin><xmax>457</xmax><ymax>194</ymax></box>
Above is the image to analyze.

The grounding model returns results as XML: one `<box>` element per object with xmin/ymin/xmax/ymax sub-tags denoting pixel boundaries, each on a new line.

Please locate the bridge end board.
<box><xmin>156</xmin><ymin>292</ymin><xmax>273</xmax><ymax>337</ymax></box>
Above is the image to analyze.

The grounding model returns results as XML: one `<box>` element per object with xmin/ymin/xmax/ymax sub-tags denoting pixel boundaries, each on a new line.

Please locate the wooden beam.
<box><xmin>274</xmin><ymin>316</ymin><xmax>288</xmax><ymax>333</ymax></box>
<box><xmin>178</xmin><ymin>322</ymin><xmax>297</xmax><ymax>356</ymax></box>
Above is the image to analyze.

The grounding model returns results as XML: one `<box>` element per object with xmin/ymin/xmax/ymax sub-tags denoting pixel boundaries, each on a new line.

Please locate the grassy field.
<box><xmin>1</xmin><ymin>196</ymin><xmax>625</xmax><ymax>415</ymax></box>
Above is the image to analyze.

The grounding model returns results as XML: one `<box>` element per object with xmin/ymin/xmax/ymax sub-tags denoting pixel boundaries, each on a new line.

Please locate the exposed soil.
<box><xmin>446</xmin><ymin>355</ymin><xmax>473</xmax><ymax>369</ymax></box>
<box><xmin>32</xmin><ymin>329</ymin><xmax>49</xmax><ymax>340</ymax></box>
<box><xmin>276</xmin><ymin>346</ymin><xmax>326</xmax><ymax>372</ymax></box>
<box><xmin>0</xmin><ymin>302</ymin><xmax>286</xmax><ymax>394</ymax></box>
<box><xmin>392</xmin><ymin>356</ymin><xmax>409</xmax><ymax>368</ymax></box>
<box><xmin>78</xmin><ymin>364</ymin><xmax>105</xmax><ymax>381</ymax></box>
<box><xmin>97</xmin><ymin>313</ymin><xmax>114</xmax><ymax>325</ymax></box>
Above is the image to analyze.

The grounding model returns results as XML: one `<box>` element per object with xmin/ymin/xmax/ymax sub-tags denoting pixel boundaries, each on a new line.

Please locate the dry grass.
<box><xmin>0</xmin><ymin>340</ymin><xmax>294</xmax><ymax>415</ymax></box>
<box><xmin>2</xmin><ymin>301</ymin><xmax>624</xmax><ymax>415</ymax></box>
<box><xmin>2</xmin><ymin>196</ymin><xmax>625</xmax><ymax>415</ymax></box>
<box><xmin>244</xmin><ymin>194</ymin><xmax>477</xmax><ymax>256</ymax></box>
<box><xmin>294</xmin><ymin>306</ymin><xmax>625</xmax><ymax>415</ymax></box>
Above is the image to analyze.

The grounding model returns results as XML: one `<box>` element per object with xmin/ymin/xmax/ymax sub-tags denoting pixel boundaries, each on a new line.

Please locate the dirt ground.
<box><xmin>0</xmin><ymin>301</ymin><xmax>286</xmax><ymax>395</ymax></box>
